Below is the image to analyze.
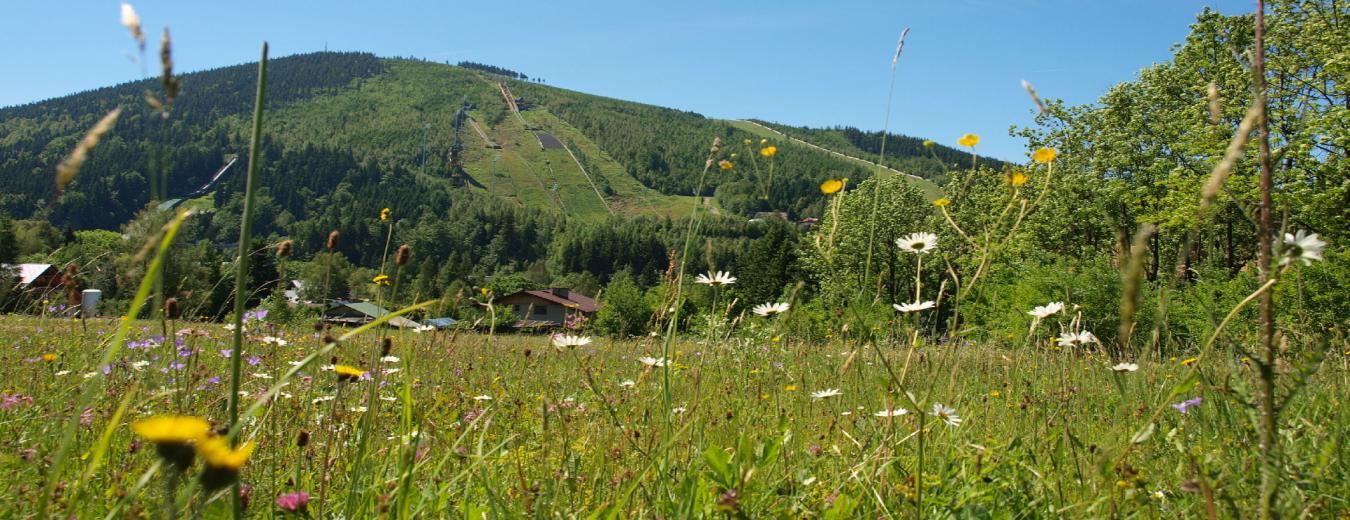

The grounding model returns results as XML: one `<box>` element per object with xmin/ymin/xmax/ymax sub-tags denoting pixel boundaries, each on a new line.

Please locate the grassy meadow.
<box><xmin>2</xmin><ymin>2</ymin><xmax>1347</xmax><ymax>518</ymax></box>
<box><xmin>4</xmin><ymin>314</ymin><xmax>1346</xmax><ymax>518</ymax></box>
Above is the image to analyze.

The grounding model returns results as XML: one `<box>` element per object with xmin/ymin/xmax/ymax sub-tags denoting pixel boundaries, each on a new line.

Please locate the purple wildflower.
<box><xmin>1171</xmin><ymin>397</ymin><xmax>1203</xmax><ymax>414</ymax></box>
<box><xmin>247</xmin><ymin>356</ymin><xmax>262</xmax><ymax>366</ymax></box>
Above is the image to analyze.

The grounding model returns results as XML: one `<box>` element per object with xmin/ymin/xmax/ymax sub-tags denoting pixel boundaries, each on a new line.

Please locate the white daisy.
<box><xmin>381</xmin><ymin>355</ymin><xmax>400</xmax><ymax>363</ymax></box>
<box><xmin>1111</xmin><ymin>362</ymin><xmax>1139</xmax><ymax>373</ymax></box>
<box><xmin>672</xmin><ymin>406</ymin><xmax>687</xmax><ymax>414</ymax></box>
<box><xmin>930</xmin><ymin>403</ymin><xmax>962</xmax><ymax>427</ymax></box>
<box><xmin>1281</xmin><ymin>230</ymin><xmax>1326</xmax><ymax>266</ymax></box>
<box><xmin>130</xmin><ymin>360</ymin><xmax>150</xmax><ymax>370</ymax></box>
<box><xmin>893</xmin><ymin>300</ymin><xmax>936</xmax><ymax>313</ymax></box>
<box><xmin>752</xmin><ymin>302</ymin><xmax>791</xmax><ymax>316</ymax></box>
<box><xmin>551</xmin><ymin>334</ymin><xmax>592</xmax><ymax>350</ymax></box>
<box><xmin>260</xmin><ymin>336</ymin><xmax>288</xmax><ymax>346</ymax></box>
<box><xmin>1075</xmin><ymin>331</ymin><xmax>1099</xmax><ymax>344</ymax></box>
<box><xmin>896</xmin><ymin>232</ymin><xmax>938</xmax><ymax>254</ymax></box>
<box><xmin>1056</xmin><ymin>332</ymin><xmax>1078</xmax><ymax>348</ymax></box>
<box><xmin>811</xmin><ymin>388</ymin><xmax>843</xmax><ymax>400</ymax></box>
<box><xmin>638</xmin><ymin>356</ymin><xmax>667</xmax><ymax>367</ymax></box>
<box><xmin>874</xmin><ymin>408</ymin><xmax>909</xmax><ymax>417</ymax></box>
<box><xmin>1027</xmin><ymin>302</ymin><xmax>1065</xmax><ymax>319</ymax></box>
<box><xmin>694</xmin><ymin>271</ymin><xmax>737</xmax><ymax>286</ymax></box>
<box><xmin>472</xmin><ymin>395</ymin><xmax>493</xmax><ymax>401</ymax></box>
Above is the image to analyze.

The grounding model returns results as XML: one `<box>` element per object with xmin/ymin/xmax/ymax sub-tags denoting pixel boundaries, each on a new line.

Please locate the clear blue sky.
<box><xmin>2</xmin><ymin>0</ymin><xmax>1253</xmax><ymax>160</ymax></box>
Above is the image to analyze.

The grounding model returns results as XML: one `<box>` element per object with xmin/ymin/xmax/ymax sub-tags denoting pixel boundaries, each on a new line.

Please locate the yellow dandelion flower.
<box><xmin>820</xmin><ymin>179</ymin><xmax>844</xmax><ymax>195</ymax></box>
<box><xmin>760</xmin><ymin>146</ymin><xmax>778</xmax><ymax>158</ymax></box>
<box><xmin>785</xmin><ymin>384</ymin><xmax>798</xmax><ymax>392</ymax></box>
<box><xmin>197</xmin><ymin>437</ymin><xmax>254</xmax><ymax>470</ymax></box>
<box><xmin>372</xmin><ymin>274</ymin><xmax>391</xmax><ymax>286</ymax></box>
<box><xmin>132</xmin><ymin>415</ymin><xmax>212</xmax><ymax>444</ymax></box>
<box><xmin>479</xmin><ymin>287</ymin><xmax>491</xmax><ymax>297</ymax></box>
<box><xmin>922</xmin><ymin>139</ymin><xmax>935</xmax><ymax>149</ymax></box>
<box><xmin>1010</xmin><ymin>172</ymin><xmax>1028</xmax><ymax>187</ymax></box>
<box><xmin>196</xmin><ymin>437</ymin><xmax>255</xmax><ymax>491</ymax></box>
<box><xmin>718</xmin><ymin>160</ymin><xmax>734</xmax><ymax>170</ymax></box>
<box><xmin>42</xmin><ymin>353</ymin><xmax>58</xmax><ymax>362</ymax></box>
<box><xmin>131</xmin><ymin>415</ymin><xmax>212</xmax><ymax>470</ymax></box>
<box><xmin>957</xmin><ymin>133</ymin><xmax>980</xmax><ymax>147</ymax></box>
<box><xmin>379</xmin><ymin>207</ymin><xmax>392</xmax><ymax>222</ymax></box>
<box><xmin>1032</xmin><ymin>147</ymin><xmax>1058</xmax><ymax>163</ymax></box>
<box><xmin>933</xmin><ymin>197</ymin><xmax>951</xmax><ymax>207</ymax></box>
<box><xmin>334</xmin><ymin>364</ymin><xmax>367</xmax><ymax>382</ymax></box>
<box><xmin>1180</xmin><ymin>357</ymin><xmax>1198</xmax><ymax>366</ymax></box>
<box><xmin>989</xmin><ymin>390</ymin><xmax>1001</xmax><ymax>397</ymax></box>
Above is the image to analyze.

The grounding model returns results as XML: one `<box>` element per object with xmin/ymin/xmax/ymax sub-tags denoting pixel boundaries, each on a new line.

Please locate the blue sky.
<box><xmin>2</xmin><ymin>1</ymin><xmax>1252</xmax><ymax>160</ymax></box>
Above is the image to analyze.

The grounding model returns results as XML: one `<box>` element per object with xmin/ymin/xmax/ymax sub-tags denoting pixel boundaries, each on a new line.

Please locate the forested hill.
<box><xmin>0</xmin><ymin>51</ymin><xmax>972</xmax><ymax>231</ymax></box>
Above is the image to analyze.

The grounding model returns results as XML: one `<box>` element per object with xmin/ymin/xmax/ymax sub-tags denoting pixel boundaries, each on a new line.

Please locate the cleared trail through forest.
<box><xmin>737</xmin><ymin>120</ymin><xmax>928</xmax><ymax>182</ymax></box>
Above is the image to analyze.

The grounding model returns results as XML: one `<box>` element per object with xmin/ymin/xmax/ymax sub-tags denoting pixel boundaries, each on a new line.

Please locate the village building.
<box><xmin>322</xmin><ymin>301</ymin><xmax>423</xmax><ymax>329</ymax></box>
<box><xmin>497</xmin><ymin>288</ymin><xmax>598</xmax><ymax>328</ymax></box>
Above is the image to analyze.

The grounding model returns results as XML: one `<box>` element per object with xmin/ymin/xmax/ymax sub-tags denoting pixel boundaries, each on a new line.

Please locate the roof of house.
<box><xmin>424</xmin><ymin>317</ymin><xmax>458</xmax><ymax>328</ymax></box>
<box><xmin>501</xmin><ymin>289</ymin><xmax>599</xmax><ymax>313</ymax></box>
<box><xmin>325</xmin><ymin>301</ymin><xmax>422</xmax><ymax>328</ymax></box>
<box><xmin>2</xmin><ymin>263</ymin><xmax>56</xmax><ymax>287</ymax></box>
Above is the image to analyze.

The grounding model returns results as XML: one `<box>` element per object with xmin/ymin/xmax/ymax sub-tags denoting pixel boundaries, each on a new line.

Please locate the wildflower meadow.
<box><xmin>1</xmin><ymin>1</ymin><xmax>1348</xmax><ymax>518</ymax></box>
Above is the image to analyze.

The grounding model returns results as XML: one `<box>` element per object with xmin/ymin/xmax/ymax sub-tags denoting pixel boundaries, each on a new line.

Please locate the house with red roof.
<box><xmin>497</xmin><ymin>288</ymin><xmax>599</xmax><ymax>328</ymax></box>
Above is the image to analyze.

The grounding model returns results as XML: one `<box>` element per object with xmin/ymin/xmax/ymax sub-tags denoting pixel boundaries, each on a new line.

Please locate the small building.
<box><xmin>323</xmin><ymin>301</ymin><xmax>422</xmax><ymax>329</ymax></box>
<box><xmin>497</xmin><ymin>288</ymin><xmax>599</xmax><ymax>328</ymax></box>
<box><xmin>3</xmin><ymin>263</ymin><xmax>61</xmax><ymax>291</ymax></box>
<box><xmin>284</xmin><ymin>280</ymin><xmax>305</xmax><ymax>305</ymax></box>
<box><xmin>423</xmin><ymin>317</ymin><xmax>459</xmax><ymax>329</ymax></box>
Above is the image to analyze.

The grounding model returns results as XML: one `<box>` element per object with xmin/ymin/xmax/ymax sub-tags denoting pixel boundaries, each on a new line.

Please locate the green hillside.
<box><xmin>0</xmin><ymin>52</ymin><xmax>971</xmax><ymax>230</ymax></box>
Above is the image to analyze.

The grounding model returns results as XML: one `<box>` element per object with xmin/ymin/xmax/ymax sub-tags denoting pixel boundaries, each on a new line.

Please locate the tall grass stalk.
<box><xmin>862</xmin><ymin>27</ymin><xmax>909</xmax><ymax>296</ymax></box>
<box><xmin>1251</xmin><ymin>2</ymin><xmax>1279</xmax><ymax>515</ymax></box>
<box><xmin>226</xmin><ymin>41</ymin><xmax>268</xmax><ymax>520</ymax></box>
<box><xmin>660</xmin><ymin>138</ymin><xmax>720</xmax><ymax>487</ymax></box>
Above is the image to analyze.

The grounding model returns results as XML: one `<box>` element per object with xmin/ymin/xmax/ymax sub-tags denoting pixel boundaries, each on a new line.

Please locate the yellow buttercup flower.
<box><xmin>334</xmin><ymin>364</ymin><xmax>367</xmax><ymax>382</ymax></box>
<box><xmin>1032</xmin><ymin>147</ymin><xmax>1058</xmax><ymax>163</ymax></box>
<box><xmin>957</xmin><ymin>133</ymin><xmax>980</xmax><ymax>147</ymax></box>
<box><xmin>479</xmin><ymin>287</ymin><xmax>491</xmax><ymax>297</ymax></box>
<box><xmin>1180</xmin><ymin>357</ymin><xmax>1198</xmax><ymax>366</ymax></box>
<box><xmin>785</xmin><ymin>384</ymin><xmax>798</xmax><ymax>392</ymax></box>
<box><xmin>820</xmin><ymin>179</ymin><xmax>844</xmax><ymax>195</ymax></box>
<box><xmin>922</xmin><ymin>139</ymin><xmax>935</xmax><ymax>149</ymax></box>
<box><xmin>759</xmin><ymin>146</ymin><xmax>777</xmax><ymax>158</ymax></box>
<box><xmin>379</xmin><ymin>208</ymin><xmax>392</xmax><ymax>222</ymax></box>
<box><xmin>1010</xmin><ymin>172</ymin><xmax>1028</xmax><ymax>187</ymax></box>
<box><xmin>372</xmin><ymin>274</ymin><xmax>391</xmax><ymax>286</ymax></box>
<box><xmin>42</xmin><ymin>353</ymin><xmax>58</xmax><ymax>362</ymax></box>
<box><xmin>933</xmin><ymin>197</ymin><xmax>951</xmax><ymax>207</ymax></box>
<box><xmin>718</xmin><ymin>160</ymin><xmax>734</xmax><ymax>170</ymax></box>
